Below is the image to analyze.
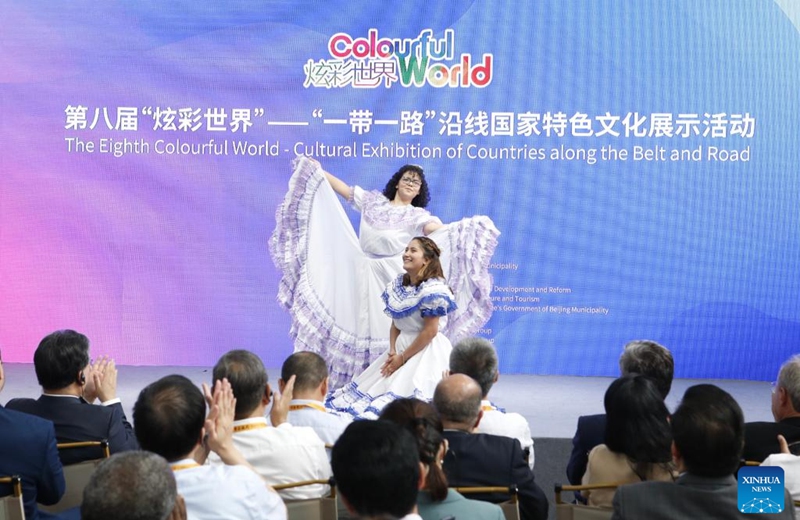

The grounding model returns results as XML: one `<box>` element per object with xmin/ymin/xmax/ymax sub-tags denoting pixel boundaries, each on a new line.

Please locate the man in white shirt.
<box><xmin>279</xmin><ymin>352</ymin><xmax>352</xmax><ymax>446</ymax></box>
<box><xmin>762</xmin><ymin>435</ymin><xmax>800</xmax><ymax>515</ymax></box>
<box><xmin>133</xmin><ymin>374</ymin><xmax>286</xmax><ymax>520</ymax></box>
<box><xmin>332</xmin><ymin>420</ymin><xmax>424</xmax><ymax>520</ymax></box>
<box><xmin>208</xmin><ymin>350</ymin><xmax>331</xmax><ymax>500</ymax></box>
<box><xmin>449</xmin><ymin>337</ymin><xmax>535</xmax><ymax>468</ymax></box>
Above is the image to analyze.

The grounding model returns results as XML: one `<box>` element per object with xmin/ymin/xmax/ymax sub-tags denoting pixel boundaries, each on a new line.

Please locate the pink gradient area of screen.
<box><xmin>0</xmin><ymin>174</ymin><xmax>124</xmax><ymax>363</ymax></box>
<box><xmin>0</xmin><ymin>148</ymin><xmax>291</xmax><ymax>366</ymax></box>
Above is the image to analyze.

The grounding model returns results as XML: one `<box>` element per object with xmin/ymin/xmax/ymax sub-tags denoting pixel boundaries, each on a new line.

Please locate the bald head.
<box><xmin>433</xmin><ymin>374</ymin><xmax>482</xmax><ymax>428</ymax></box>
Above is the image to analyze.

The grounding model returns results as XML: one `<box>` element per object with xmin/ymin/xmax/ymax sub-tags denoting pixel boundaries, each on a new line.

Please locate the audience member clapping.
<box><xmin>207</xmin><ymin>350</ymin><xmax>330</xmax><ymax>500</ymax></box>
<box><xmin>133</xmin><ymin>375</ymin><xmax>286</xmax><ymax>520</ymax></box>
<box><xmin>6</xmin><ymin>329</ymin><xmax>138</xmax><ymax>464</ymax></box>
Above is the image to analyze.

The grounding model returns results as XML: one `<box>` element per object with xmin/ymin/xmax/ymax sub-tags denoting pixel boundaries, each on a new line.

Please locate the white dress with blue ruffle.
<box><xmin>327</xmin><ymin>276</ymin><xmax>456</xmax><ymax>419</ymax></box>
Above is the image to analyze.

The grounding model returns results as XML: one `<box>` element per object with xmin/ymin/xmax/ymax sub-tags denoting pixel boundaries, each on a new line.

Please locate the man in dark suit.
<box><xmin>743</xmin><ymin>354</ymin><xmax>800</xmax><ymax>462</ymax></box>
<box><xmin>0</xmin><ymin>349</ymin><xmax>65</xmax><ymax>520</ymax></box>
<box><xmin>434</xmin><ymin>374</ymin><xmax>548</xmax><ymax>520</ymax></box>
<box><xmin>566</xmin><ymin>339</ymin><xmax>674</xmax><ymax>486</ymax></box>
<box><xmin>6</xmin><ymin>330</ymin><xmax>137</xmax><ymax>465</ymax></box>
<box><xmin>612</xmin><ymin>384</ymin><xmax>795</xmax><ymax>519</ymax></box>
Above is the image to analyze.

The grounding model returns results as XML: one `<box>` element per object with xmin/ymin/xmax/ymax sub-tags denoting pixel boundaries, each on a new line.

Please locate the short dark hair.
<box><xmin>380</xmin><ymin>398</ymin><xmax>448</xmax><ymax>502</ymax></box>
<box><xmin>133</xmin><ymin>375</ymin><xmax>206</xmax><ymax>462</ymax></box>
<box><xmin>382</xmin><ymin>164</ymin><xmax>430</xmax><ymax>208</ymax></box>
<box><xmin>672</xmin><ymin>384</ymin><xmax>744</xmax><ymax>477</ymax></box>
<box><xmin>213</xmin><ymin>350</ymin><xmax>267</xmax><ymax>419</ymax></box>
<box><xmin>332</xmin><ymin>420</ymin><xmax>420</xmax><ymax>518</ymax></box>
<box><xmin>432</xmin><ymin>375</ymin><xmax>482</xmax><ymax>425</ymax></box>
<box><xmin>619</xmin><ymin>340</ymin><xmax>674</xmax><ymax>399</ymax></box>
<box><xmin>450</xmin><ymin>337</ymin><xmax>498</xmax><ymax>397</ymax></box>
<box><xmin>603</xmin><ymin>374</ymin><xmax>673</xmax><ymax>479</ymax></box>
<box><xmin>33</xmin><ymin>330</ymin><xmax>90</xmax><ymax>390</ymax></box>
<box><xmin>281</xmin><ymin>351</ymin><xmax>328</xmax><ymax>393</ymax></box>
<box><xmin>82</xmin><ymin>451</ymin><xmax>177</xmax><ymax>520</ymax></box>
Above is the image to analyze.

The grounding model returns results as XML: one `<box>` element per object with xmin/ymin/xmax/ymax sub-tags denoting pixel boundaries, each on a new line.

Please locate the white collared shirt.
<box><xmin>284</xmin><ymin>399</ymin><xmax>352</xmax><ymax>446</ymax></box>
<box><xmin>206</xmin><ymin>417</ymin><xmax>331</xmax><ymax>500</ymax></box>
<box><xmin>171</xmin><ymin>458</ymin><xmax>286</xmax><ymax>520</ymax></box>
<box><xmin>476</xmin><ymin>399</ymin><xmax>535</xmax><ymax>469</ymax></box>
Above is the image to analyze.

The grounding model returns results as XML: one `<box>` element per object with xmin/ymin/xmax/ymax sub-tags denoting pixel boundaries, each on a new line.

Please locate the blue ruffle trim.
<box><xmin>326</xmin><ymin>382</ymin><xmax>430</xmax><ymax>420</ymax></box>
<box><xmin>382</xmin><ymin>291</ymin><xmax>457</xmax><ymax>319</ymax></box>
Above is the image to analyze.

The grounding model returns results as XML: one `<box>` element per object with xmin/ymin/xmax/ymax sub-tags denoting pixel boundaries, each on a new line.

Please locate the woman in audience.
<box><xmin>380</xmin><ymin>398</ymin><xmax>504</xmax><ymax>520</ymax></box>
<box><xmin>582</xmin><ymin>373</ymin><xmax>676</xmax><ymax>507</ymax></box>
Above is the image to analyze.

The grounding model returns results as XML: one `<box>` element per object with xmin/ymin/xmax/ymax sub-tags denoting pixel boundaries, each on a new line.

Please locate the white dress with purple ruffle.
<box><xmin>327</xmin><ymin>276</ymin><xmax>456</xmax><ymax>419</ymax></box>
<box><xmin>269</xmin><ymin>156</ymin><xmax>499</xmax><ymax>389</ymax></box>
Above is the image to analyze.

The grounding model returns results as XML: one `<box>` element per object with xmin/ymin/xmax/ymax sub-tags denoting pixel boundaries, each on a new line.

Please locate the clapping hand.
<box><xmin>270</xmin><ymin>375</ymin><xmax>295</xmax><ymax>427</ymax></box>
<box><xmin>88</xmin><ymin>356</ymin><xmax>118</xmax><ymax>403</ymax></box>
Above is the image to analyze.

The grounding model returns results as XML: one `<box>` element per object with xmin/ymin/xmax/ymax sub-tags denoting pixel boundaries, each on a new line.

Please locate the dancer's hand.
<box><xmin>381</xmin><ymin>353</ymin><xmax>403</xmax><ymax>377</ymax></box>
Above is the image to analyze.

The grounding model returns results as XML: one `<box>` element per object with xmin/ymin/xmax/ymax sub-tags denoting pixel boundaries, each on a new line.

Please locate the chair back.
<box><xmin>0</xmin><ymin>476</ymin><xmax>24</xmax><ymax>520</ymax></box>
<box><xmin>38</xmin><ymin>440</ymin><xmax>110</xmax><ymax>514</ymax></box>
<box><xmin>455</xmin><ymin>485</ymin><xmax>520</xmax><ymax>520</ymax></box>
<box><xmin>554</xmin><ymin>482</ymin><xmax>619</xmax><ymax>520</ymax></box>
<box><xmin>272</xmin><ymin>478</ymin><xmax>337</xmax><ymax>520</ymax></box>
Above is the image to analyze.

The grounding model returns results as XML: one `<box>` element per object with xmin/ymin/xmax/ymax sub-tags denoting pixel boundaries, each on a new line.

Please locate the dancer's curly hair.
<box><xmin>382</xmin><ymin>165</ymin><xmax>430</xmax><ymax>207</ymax></box>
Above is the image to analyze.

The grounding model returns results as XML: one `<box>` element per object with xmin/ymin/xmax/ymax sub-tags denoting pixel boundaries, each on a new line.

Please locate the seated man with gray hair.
<box><xmin>743</xmin><ymin>354</ymin><xmax>800</xmax><ymax>461</ymax></box>
<box><xmin>81</xmin><ymin>451</ymin><xmax>185</xmax><ymax>520</ymax></box>
<box><xmin>449</xmin><ymin>337</ymin><xmax>534</xmax><ymax>468</ymax></box>
<box><xmin>566</xmin><ymin>339</ymin><xmax>674</xmax><ymax>486</ymax></box>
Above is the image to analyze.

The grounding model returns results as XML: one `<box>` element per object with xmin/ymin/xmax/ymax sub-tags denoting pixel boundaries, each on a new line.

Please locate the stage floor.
<box><xmin>1</xmin><ymin>363</ymin><xmax>774</xmax><ymax>438</ymax></box>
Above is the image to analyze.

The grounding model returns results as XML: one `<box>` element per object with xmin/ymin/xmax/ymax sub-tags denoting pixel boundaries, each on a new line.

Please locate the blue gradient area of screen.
<box><xmin>1</xmin><ymin>1</ymin><xmax>798</xmax><ymax>377</ymax></box>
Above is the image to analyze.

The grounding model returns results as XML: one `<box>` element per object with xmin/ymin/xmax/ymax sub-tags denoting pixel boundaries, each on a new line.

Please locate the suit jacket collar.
<box><xmin>676</xmin><ymin>473</ymin><xmax>736</xmax><ymax>489</ymax></box>
<box><xmin>442</xmin><ymin>429</ymin><xmax>472</xmax><ymax>437</ymax></box>
<box><xmin>39</xmin><ymin>394</ymin><xmax>89</xmax><ymax>405</ymax></box>
<box><xmin>780</xmin><ymin>416</ymin><xmax>800</xmax><ymax>427</ymax></box>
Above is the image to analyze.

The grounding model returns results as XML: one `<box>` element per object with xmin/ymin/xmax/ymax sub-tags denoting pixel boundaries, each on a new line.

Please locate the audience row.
<box><xmin>0</xmin><ymin>331</ymin><xmax>798</xmax><ymax>520</ymax></box>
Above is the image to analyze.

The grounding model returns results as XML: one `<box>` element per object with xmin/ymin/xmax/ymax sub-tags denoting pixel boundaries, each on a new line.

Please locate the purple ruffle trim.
<box><xmin>359</xmin><ymin>190</ymin><xmax>434</xmax><ymax>230</ymax></box>
<box><xmin>439</xmin><ymin>216</ymin><xmax>500</xmax><ymax>343</ymax></box>
<box><xmin>269</xmin><ymin>157</ymin><xmax>385</xmax><ymax>389</ymax></box>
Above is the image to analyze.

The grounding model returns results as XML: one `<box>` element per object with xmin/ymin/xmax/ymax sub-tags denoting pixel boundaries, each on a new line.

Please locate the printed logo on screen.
<box><xmin>738</xmin><ymin>466</ymin><xmax>785</xmax><ymax>514</ymax></box>
<box><xmin>304</xmin><ymin>28</ymin><xmax>493</xmax><ymax>89</ymax></box>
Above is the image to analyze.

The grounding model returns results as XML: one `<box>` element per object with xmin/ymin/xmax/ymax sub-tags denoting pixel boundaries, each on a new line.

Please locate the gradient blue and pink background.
<box><xmin>2</xmin><ymin>1</ymin><xmax>798</xmax><ymax>379</ymax></box>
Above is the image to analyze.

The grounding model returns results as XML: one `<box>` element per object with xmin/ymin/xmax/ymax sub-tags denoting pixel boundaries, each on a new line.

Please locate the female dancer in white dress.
<box><xmin>270</xmin><ymin>156</ymin><xmax>498</xmax><ymax>389</ymax></box>
<box><xmin>327</xmin><ymin>237</ymin><xmax>456</xmax><ymax>418</ymax></box>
